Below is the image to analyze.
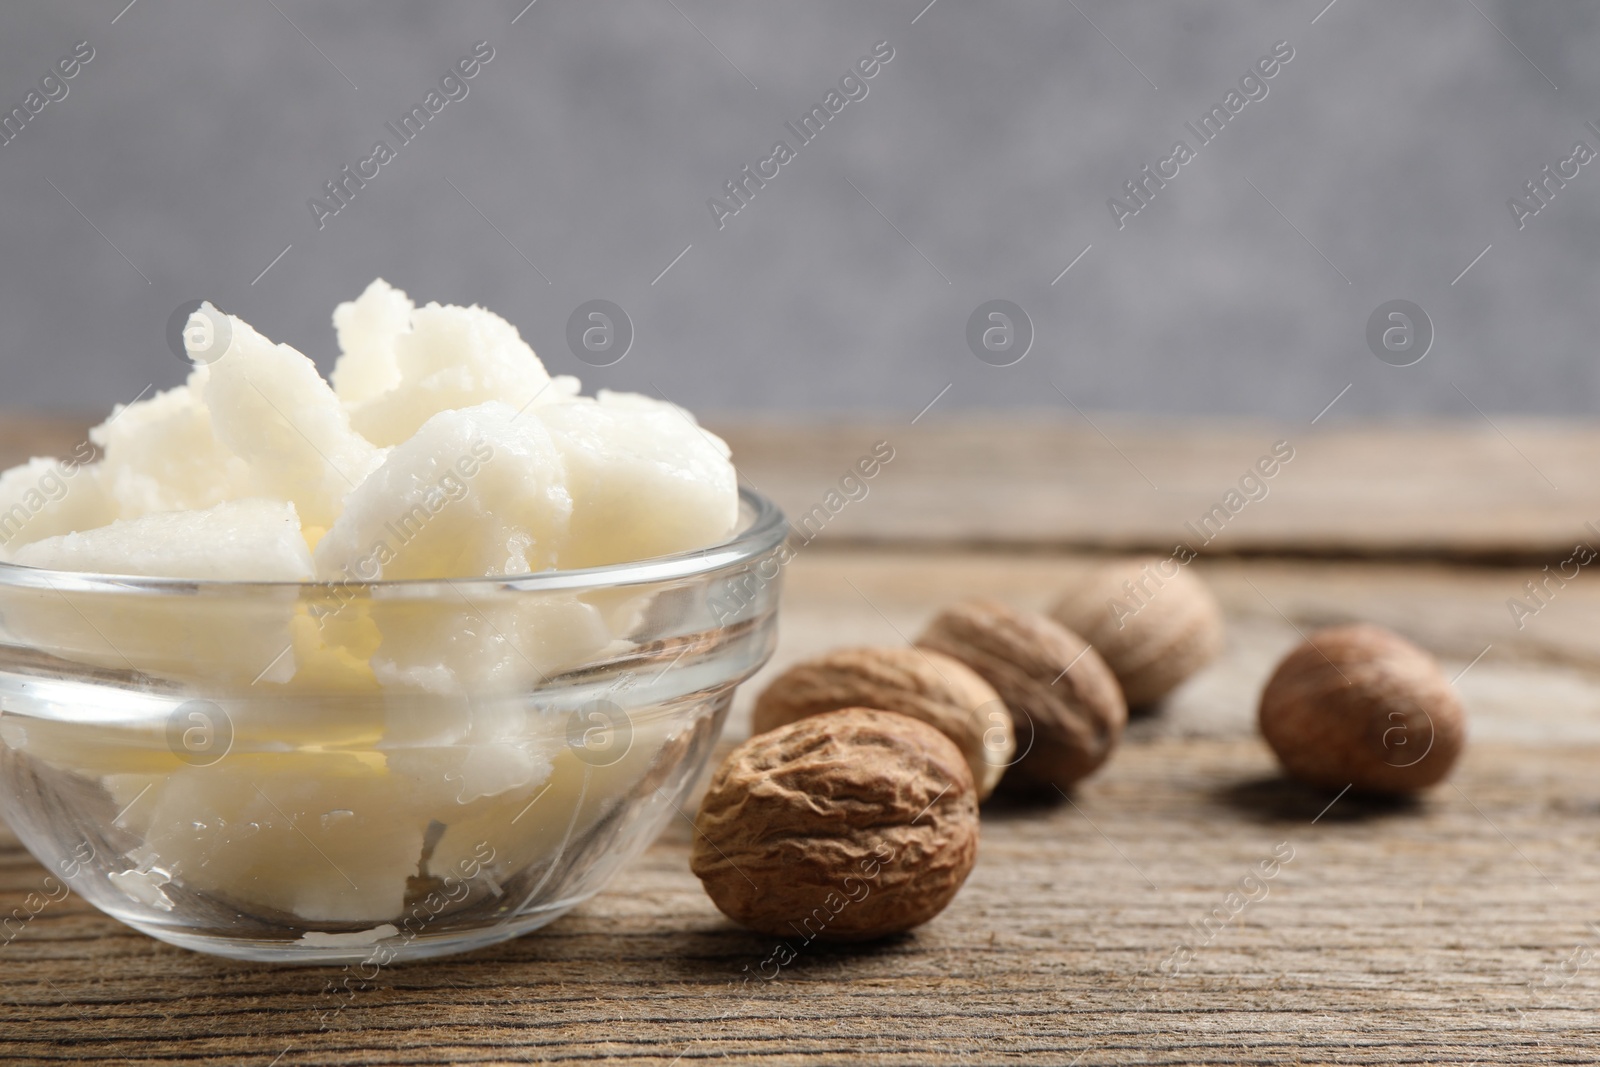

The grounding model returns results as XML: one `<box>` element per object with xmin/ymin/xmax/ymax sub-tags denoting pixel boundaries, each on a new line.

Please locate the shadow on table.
<box><xmin>651</xmin><ymin>925</ymin><xmax>917</xmax><ymax>986</ymax></box>
<box><xmin>1213</xmin><ymin>775</ymin><xmax>1423</xmax><ymax>825</ymax></box>
<box><xmin>977</xmin><ymin>788</ymin><xmax>1069</xmax><ymax>823</ymax></box>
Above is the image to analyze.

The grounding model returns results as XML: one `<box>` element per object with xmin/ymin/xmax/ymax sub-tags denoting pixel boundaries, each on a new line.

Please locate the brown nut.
<box><xmin>752</xmin><ymin>646</ymin><xmax>1012</xmax><ymax>798</ymax></box>
<box><xmin>1049</xmin><ymin>557</ymin><xmax>1223</xmax><ymax>707</ymax></box>
<box><xmin>917</xmin><ymin>599</ymin><xmax>1126</xmax><ymax>793</ymax></box>
<box><xmin>1258</xmin><ymin>624</ymin><xmax>1466</xmax><ymax>794</ymax></box>
<box><xmin>691</xmin><ymin>707</ymin><xmax>979</xmax><ymax>942</ymax></box>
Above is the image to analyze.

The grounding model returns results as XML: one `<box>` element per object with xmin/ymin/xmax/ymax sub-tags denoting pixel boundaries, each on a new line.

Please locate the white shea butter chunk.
<box><xmin>90</xmin><ymin>376</ymin><xmax>253</xmax><ymax>520</ymax></box>
<box><xmin>194</xmin><ymin>306</ymin><xmax>384</xmax><ymax>528</ymax></box>
<box><xmin>13</xmin><ymin>498</ymin><xmax>313</xmax><ymax>580</ymax></box>
<box><xmin>7</xmin><ymin>501</ymin><xmax>312</xmax><ymax>684</ymax></box>
<box><xmin>370</xmin><ymin>591</ymin><xmax>613</xmax><ymax>697</ymax></box>
<box><xmin>0</xmin><ymin>456</ymin><xmax>113</xmax><ymax>557</ymax></box>
<box><xmin>536</xmin><ymin>390</ymin><xmax>739</xmax><ymax>569</ymax></box>
<box><xmin>387</xmin><ymin>733</ymin><xmax>555</xmax><ymax>807</ymax></box>
<box><xmin>349</xmin><ymin>299</ymin><xmax>577</xmax><ymax>448</ymax></box>
<box><xmin>426</xmin><ymin>713</ymin><xmax>678</xmax><ymax>883</ymax></box>
<box><xmin>135</xmin><ymin>757</ymin><xmax>425</xmax><ymax>923</ymax></box>
<box><xmin>316</xmin><ymin>402</ymin><xmax>612</xmax><ymax>695</ymax></box>
<box><xmin>315</xmin><ymin>401</ymin><xmax>570</xmax><ymax>580</ymax></box>
<box><xmin>331</xmin><ymin>277</ymin><xmax>411</xmax><ymax>406</ymax></box>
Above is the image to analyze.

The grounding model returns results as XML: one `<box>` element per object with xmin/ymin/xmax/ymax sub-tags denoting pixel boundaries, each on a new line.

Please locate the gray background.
<box><xmin>0</xmin><ymin>0</ymin><xmax>1595</xmax><ymax>421</ymax></box>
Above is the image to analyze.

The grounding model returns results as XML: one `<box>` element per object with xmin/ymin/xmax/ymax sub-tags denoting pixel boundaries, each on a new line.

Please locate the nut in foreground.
<box><xmin>1258</xmin><ymin>624</ymin><xmax>1466</xmax><ymax>794</ymax></box>
<box><xmin>1049</xmin><ymin>557</ymin><xmax>1224</xmax><ymax>708</ymax></box>
<box><xmin>917</xmin><ymin>599</ymin><xmax>1126</xmax><ymax>793</ymax></box>
<box><xmin>691</xmin><ymin>708</ymin><xmax>980</xmax><ymax>942</ymax></box>
<box><xmin>752</xmin><ymin>646</ymin><xmax>1013</xmax><ymax>798</ymax></box>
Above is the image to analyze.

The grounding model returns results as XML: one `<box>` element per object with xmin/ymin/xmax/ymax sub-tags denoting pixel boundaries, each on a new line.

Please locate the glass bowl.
<box><xmin>0</xmin><ymin>488</ymin><xmax>787</xmax><ymax>964</ymax></box>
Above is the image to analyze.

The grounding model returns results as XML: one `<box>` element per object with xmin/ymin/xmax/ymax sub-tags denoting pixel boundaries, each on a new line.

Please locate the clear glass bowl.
<box><xmin>0</xmin><ymin>489</ymin><xmax>786</xmax><ymax>964</ymax></box>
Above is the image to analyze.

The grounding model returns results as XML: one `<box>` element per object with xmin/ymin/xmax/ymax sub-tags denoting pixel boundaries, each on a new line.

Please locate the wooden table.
<box><xmin>4</xmin><ymin>414</ymin><xmax>1600</xmax><ymax>1065</ymax></box>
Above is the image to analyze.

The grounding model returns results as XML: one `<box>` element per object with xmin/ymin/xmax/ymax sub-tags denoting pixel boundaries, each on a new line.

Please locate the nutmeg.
<box><xmin>916</xmin><ymin>599</ymin><xmax>1126</xmax><ymax>792</ymax></box>
<box><xmin>1049</xmin><ymin>557</ymin><xmax>1223</xmax><ymax>707</ymax></box>
<box><xmin>691</xmin><ymin>707</ymin><xmax>980</xmax><ymax>942</ymax></box>
<box><xmin>1258</xmin><ymin>624</ymin><xmax>1466</xmax><ymax>793</ymax></box>
<box><xmin>752</xmin><ymin>646</ymin><xmax>1012</xmax><ymax>798</ymax></box>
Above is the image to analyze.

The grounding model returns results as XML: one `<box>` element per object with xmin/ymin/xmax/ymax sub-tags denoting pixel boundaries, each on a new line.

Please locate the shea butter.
<box><xmin>0</xmin><ymin>281</ymin><xmax>745</xmax><ymax>941</ymax></box>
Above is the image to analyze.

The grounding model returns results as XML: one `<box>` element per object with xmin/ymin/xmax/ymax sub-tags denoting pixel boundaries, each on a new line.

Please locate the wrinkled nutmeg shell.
<box><xmin>917</xmin><ymin>599</ymin><xmax>1126</xmax><ymax>793</ymax></box>
<box><xmin>1258</xmin><ymin>624</ymin><xmax>1466</xmax><ymax>794</ymax></box>
<box><xmin>691</xmin><ymin>708</ymin><xmax>980</xmax><ymax>942</ymax></box>
<box><xmin>1049</xmin><ymin>558</ymin><xmax>1223</xmax><ymax>707</ymax></box>
<box><xmin>752</xmin><ymin>646</ymin><xmax>1012</xmax><ymax>798</ymax></box>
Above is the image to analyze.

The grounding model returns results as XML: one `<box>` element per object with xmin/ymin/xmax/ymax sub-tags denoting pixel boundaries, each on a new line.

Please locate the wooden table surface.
<box><xmin>4</xmin><ymin>415</ymin><xmax>1600</xmax><ymax>1065</ymax></box>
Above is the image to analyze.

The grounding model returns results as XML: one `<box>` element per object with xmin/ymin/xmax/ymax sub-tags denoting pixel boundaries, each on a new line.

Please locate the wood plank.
<box><xmin>712</xmin><ymin>416</ymin><xmax>1599</xmax><ymax>561</ymax></box>
<box><xmin>0</xmin><ymin>414</ymin><xmax>92</xmax><ymax>471</ymax></box>
<box><xmin>3</xmin><ymin>738</ymin><xmax>1596</xmax><ymax>1065</ymax></box>
<box><xmin>6</xmin><ymin>412</ymin><xmax>1595</xmax><ymax>560</ymax></box>
<box><xmin>736</xmin><ymin>550</ymin><xmax>1600</xmax><ymax>747</ymax></box>
<box><xmin>3</xmin><ymin>549</ymin><xmax>1600</xmax><ymax>1064</ymax></box>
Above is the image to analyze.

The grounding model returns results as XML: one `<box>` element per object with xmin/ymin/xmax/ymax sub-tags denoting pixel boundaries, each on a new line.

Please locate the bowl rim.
<box><xmin>0</xmin><ymin>487</ymin><xmax>789</xmax><ymax>597</ymax></box>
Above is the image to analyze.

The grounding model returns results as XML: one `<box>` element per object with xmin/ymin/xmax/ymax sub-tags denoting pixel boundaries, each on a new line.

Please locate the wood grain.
<box><xmin>3</xmin><ymin>551</ymin><xmax>1599</xmax><ymax>1064</ymax></box>
<box><xmin>712</xmin><ymin>416</ymin><xmax>1598</xmax><ymax>561</ymax></box>
<box><xmin>4</xmin><ymin>736</ymin><xmax>1598</xmax><ymax>1065</ymax></box>
<box><xmin>6</xmin><ymin>412</ymin><xmax>1596</xmax><ymax>560</ymax></box>
<box><xmin>733</xmin><ymin>551</ymin><xmax>1600</xmax><ymax>748</ymax></box>
<box><xmin>3</xmin><ymin>416</ymin><xmax>1599</xmax><ymax>1064</ymax></box>
<box><xmin>0</xmin><ymin>415</ymin><xmax>92</xmax><ymax>471</ymax></box>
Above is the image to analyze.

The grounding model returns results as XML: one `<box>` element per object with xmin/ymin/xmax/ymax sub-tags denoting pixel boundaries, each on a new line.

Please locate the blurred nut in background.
<box><xmin>1049</xmin><ymin>557</ymin><xmax>1224</xmax><ymax>708</ymax></box>
<box><xmin>753</xmin><ymin>646</ymin><xmax>1012</xmax><ymax>798</ymax></box>
<box><xmin>691</xmin><ymin>707</ymin><xmax>980</xmax><ymax>942</ymax></box>
<box><xmin>916</xmin><ymin>599</ymin><xmax>1125</xmax><ymax>793</ymax></box>
<box><xmin>1258</xmin><ymin>624</ymin><xmax>1466</xmax><ymax>794</ymax></box>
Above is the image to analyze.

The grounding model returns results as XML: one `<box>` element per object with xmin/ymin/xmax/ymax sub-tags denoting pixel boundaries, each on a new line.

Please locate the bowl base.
<box><xmin>123</xmin><ymin>893</ymin><xmax>594</xmax><ymax>964</ymax></box>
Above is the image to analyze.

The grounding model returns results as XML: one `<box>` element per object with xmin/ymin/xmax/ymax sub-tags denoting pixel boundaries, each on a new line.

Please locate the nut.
<box><xmin>691</xmin><ymin>707</ymin><xmax>979</xmax><ymax>942</ymax></box>
<box><xmin>917</xmin><ymin>599</ymin><xmax>1126</xmax><ymax>793</ymax></box>
<box><xmin>1258</xmin><ymin>624</ymin><xmax>1466</xmax><ymax>793</ymax></box>
<box><xmin>1049</xmin><ymin>557</ymin><xmax>1223</xmax><ymax>707</ymax></box>
<box><xmin>752</xmin><ymin>646</ymin><xmax>1013</xmax><ymax>798</ymax></box>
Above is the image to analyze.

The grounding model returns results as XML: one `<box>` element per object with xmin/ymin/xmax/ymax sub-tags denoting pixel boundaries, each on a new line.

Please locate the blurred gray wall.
<box><xmin>0</xmin><ymin>0</ymin><xmax>1596</xmax><ymax>421</ymax></box>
